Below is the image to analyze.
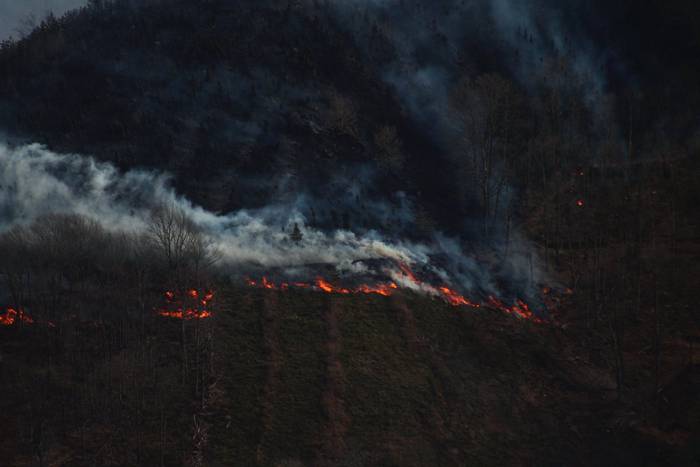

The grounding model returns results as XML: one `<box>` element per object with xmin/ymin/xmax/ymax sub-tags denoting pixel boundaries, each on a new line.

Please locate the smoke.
<box><xmin>0</xmin><ymin>142</ymin><xmax>547</xmax><ymax>304</ymax></box>
<box><xmin>1</xmin><ymin>0</ymin><xmax>579</xmax><ymax>310</ymax></box>
<box><xmin>331</xmin><ymin>0</ymin><xmax>611</xmax><ymax>135</ymax></box>
<box><xmin>490</xmin><ymin>0</ymin><xmax>609</xmax><ymax>99</ymax></box>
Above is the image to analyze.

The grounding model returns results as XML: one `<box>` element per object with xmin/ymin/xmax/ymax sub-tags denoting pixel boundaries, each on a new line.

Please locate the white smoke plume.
<box><xmin>0</xmin><ymin>142</ymin><xmax>546</xmax><ymax>303</ymax></box>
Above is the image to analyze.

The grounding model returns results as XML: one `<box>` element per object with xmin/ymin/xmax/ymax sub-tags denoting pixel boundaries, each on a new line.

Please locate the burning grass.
<box><xmin>244</xmin><ymin>262</ymin><xmax>544</xmax><ymax>323</ymax></box>
<box><xmin>0</xmin><ymin>308</ymin><xmax>33</xmax><ymax>326</ymax></box>
<box><xmin>156</xmin><ymin>289</ymin><xmax>215</xmax><ymax>320</ymax></box>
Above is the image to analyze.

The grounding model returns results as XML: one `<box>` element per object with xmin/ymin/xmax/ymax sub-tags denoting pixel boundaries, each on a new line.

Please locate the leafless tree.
<box><xmin>147</xmin><ymin>204</ymin><xmax>218</xmax><ymax>385</ymax></box>
<box><xmin>147</xmin><ymin>204</ymin><xmax>218</xmax><ymax>289</ymax></box>
<box><xmin>452</xmin><ymin>73</ymin><xmax>524</xmax><ymax>235</ymax></box>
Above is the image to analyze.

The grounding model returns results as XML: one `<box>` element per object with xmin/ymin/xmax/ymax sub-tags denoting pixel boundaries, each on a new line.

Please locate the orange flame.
<box><xmin>316</xmin><ymin>278</ymin><xmax>351</xmax><ymax>294</ymax></box>
<box><xmin>487</xmin><ymin>296</ymin><xmax>542</xmax><ymax>322</ymax></box>
<box><xmin>158</xmin><ymin>309</ymin><xmax>212</xmax><ymax>320</ymax></box>
<box><xmin>398</xmin><ymin>262</ymin><xmax>421</xmax><ymax>285</ymax></box>
<box><xmin>356</xmin><ymin>282</ymin><xmax>398</xmax><ymax>297</ymax></box>
<box><xmin>0</xmin><ymin>307</ymin><xmax>34</xmax><ymax>326</ymax></box>
<box><xmin>438</xmin><ymin>286</ymin><xmax>480</xmax><ymax>308</ymax></box>
<box><xmin>244</xmin><ymin>269</ymin><xmax>542</xmax><ymax>323</ymax></box>
<box><xmin>157</xmin><ymin>289</ymin><xmax>214</xmax><ymax>320</ymax></box>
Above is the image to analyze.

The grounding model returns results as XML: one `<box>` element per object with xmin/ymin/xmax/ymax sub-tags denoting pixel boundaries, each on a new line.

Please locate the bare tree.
<box><xmin>147</xmin><ymin>204</ymin><xmax>218</xmax><ymax>385</ymax></box>
<box><xmin>147</xmin><ymin>204</ymin><xmax>217</xmax><ymax>289</ymax></box>
<box><xmin>452</xmin><ymin>73</ymin><xmax>523</xmax><ymax>235</ymax></box>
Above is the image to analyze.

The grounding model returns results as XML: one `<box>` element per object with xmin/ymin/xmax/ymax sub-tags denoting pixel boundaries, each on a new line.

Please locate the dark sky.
<box><xmin>0</xmin><ymin>0</ymin><xmax>86</xmax><ymax>41</ymax></box>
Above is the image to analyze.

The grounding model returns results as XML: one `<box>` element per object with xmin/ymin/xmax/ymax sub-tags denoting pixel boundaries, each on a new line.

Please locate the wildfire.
<box><xmin>156</xmin><ymin>289</ymin><xmax>214</xmax><ymax>320</ymax></box>
<box><xmin>398</xmin><ymin>262</ymin><xmax>421</xmax><ymax>284</ymax></box>
<box><xmin>438</xmin><ymin>286</ymin><xmax>480</xmax><ymax>308</ymax></box>
<box><xmin>0</xmin><ymin>307</ymin><xmax>34</xmax><ymax>326</ymax></box>
<box><xmin>158</xmin><ymin>309</ymin><xmax>212</xmax><ymax>320</ymax></box>
<box><xmin>316</xmin><ymin>278</ymin><xmax>351</xmax><ymax>294</ymax></box>
<box><xmin>245</xmin><ymin>264</ymin><xmax>543</xmax><ymax>323</ymax></box>
<box><xmin>248</xmin><ymin>276</ymin><xmax>398</xmax><ymax>298</ymax></box>
<box><xmin>356</xmin><ymin>282</ymin><xmax>398</xmax><ymax>297</ymax></box>
<box><xmin>2</xmin><ymin>289</ymin><xmax>215</xmax><ymax>325</ymax></box>
<box><xmin>487</xmin><ymin>296</ymin><xmax>542</xmax><ymax>323</ymax></box>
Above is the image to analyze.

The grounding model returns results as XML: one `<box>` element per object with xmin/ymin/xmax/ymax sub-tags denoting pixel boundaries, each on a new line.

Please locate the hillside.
<box><xmin>0</xmin><ymin>0</ymin><xmax>438</xmax><ymax>219</ymax></box>
<box><xmin>2</xmin><ymin>285</ymin><xmax>696</xmax><ymax>466</ymax></box>
<box><xmin>0</xmin><ymin>1</ymin><xmax>699</xmax><ymax>466</ymax></box>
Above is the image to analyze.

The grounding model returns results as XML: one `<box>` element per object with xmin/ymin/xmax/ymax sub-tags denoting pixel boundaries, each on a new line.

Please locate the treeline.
<box><xmin>0</xmin><ymin>207</ymin><xmax>220</xmax><ymax>465</ymax></box>
<box><xmin>0</xmin><ymin>206</ymin><xmax>216</xmax><ymax>324</ymax></box>
<box><xmin>1</xmin><ymin>0</ymin><xmax>697</xmax><ymax>236</ymax></box>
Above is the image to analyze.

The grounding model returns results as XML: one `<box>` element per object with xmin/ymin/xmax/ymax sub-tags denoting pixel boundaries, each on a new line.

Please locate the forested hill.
<box><xmin>0</xmin><ymin>1</ymin><xmax>700</xmax><ymax>466</ymax></box>
<box><xmin>1</xmin><ymin>0</ymin><xmax>699</xmax><ymax>231</ymax></box>
<box><xmin>0</xmin><ymin>0</ymin><xmax>446</xmax><ymax>225</ymax></box>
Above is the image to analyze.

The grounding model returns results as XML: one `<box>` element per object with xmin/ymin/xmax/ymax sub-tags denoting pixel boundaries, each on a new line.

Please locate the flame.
<box><xmin>156</xmin><ymin>289</ymin><xmax>214</xmax><ymax>320</ymax></box>
<box><xmin>487</xmin><ymin>296</ymin><xmax>542</xmax><ymax>323</ymax></box>
<box><xmin>158</xmin><ymin>309</ymin><xmax>212</xmax><ymax>320</ymax></box>
<box><xmin>356</xmin><ymin>282</ymin><xmax>398</xmax><ymax>297</ymax></box>
<box><xmin>398</xmin><ymin>262</ymin><xmax>421</xmax><ymax>285</ymax></box>
<box><xmin>245</xmin><ymin>276</ymin><xmax>399</xmax><ymax>298</ymax></box>
<box><xmin>244</xmin><ymin>265</ymin><xmax>542</xmax><ymax>323</ymax></box>
<box><xmin>1</xmin><ymin>289</ymin><xmax>216</xmax><ymax>325</ymax></box>
<box><xmin>316</xmin><ymin>278</ymin><xmax>351</xmax><ymax>294</ymax></box>
<box><xmin>397</xmin><ymin>262</ymin><xmax>480</xmax><ymax>309</ymax></box>
<box><xmin>438</xmin><ymin>286</ymin><xmax>480</xmax><ymax>308</ymax></box>
<box><xmin>0</xmin><ymin>307</ymin><xmax>34</xmax><ymax>326</ymax></box>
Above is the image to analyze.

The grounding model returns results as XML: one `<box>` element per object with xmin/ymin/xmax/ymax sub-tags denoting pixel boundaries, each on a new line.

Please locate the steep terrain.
<box><xmin>3</xmin><ymin>286</ymin><xmax>696</xmax><ymax>466</ymax></box>
<box><xmin>0</xmin><ymin>1</ymin><xmax>699</xmax><ymax>466</ymax></box>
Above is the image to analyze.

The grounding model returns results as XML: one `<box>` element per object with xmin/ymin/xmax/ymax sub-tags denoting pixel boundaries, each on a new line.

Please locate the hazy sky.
<box><xmin>0</xmin><ymin>0</ymin><xmax>86</xmax><ymax>41</ymax></box>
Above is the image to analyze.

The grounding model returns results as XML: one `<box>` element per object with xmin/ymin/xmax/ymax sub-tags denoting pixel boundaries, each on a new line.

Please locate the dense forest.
<box><xmin>0</xmin><ymin>0</ymin><xmax>698</xmax><ymax>465</ymax></box>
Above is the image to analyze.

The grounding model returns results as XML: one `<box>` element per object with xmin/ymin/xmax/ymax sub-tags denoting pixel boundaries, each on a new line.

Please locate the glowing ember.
<box><xmin>316</xmin><ymin>278</ymin><xmax>351</xmax><ymax>294</ymax></box>
<box><xmin>438</xmin><ymin>286</ymin><xmax>480</xmax><ymax>308</ymax></box>
<box><xmin>245</xmin><ymin>276</ymin><xmax>399</xmax><ymax>298</ymax></box>
<box><xmin>244</xmin><ymin>268</ymin><xmax>543</xmax><ymax>323</ymax></box>
<box><xmin>157</xmin><ymin>289</ymin><xmax>214</xmax><ymax>320</ymax></box>
<box><xmin>398</xmin><ymin>262</ymin><xmax>421</xmax><ymax>285</ymax></box>
<box><xmin>487</xmin><ymin>296</ymin><xmax>542</xmax><ymax>323</ymax></box>
<box><xmin>576</xmin><ymin>199</ymin><xmax>585</xmax><ymax>207</ymax></box>
<box><xmin>158</xmin><ymin>309</ymin><xmax>212</xmax><ymax>320</ymax></box>
<box><xmin>0</xmin><ymin>307</ymin><xmax>34</xmax><ymax>326</ymax></box>
<box><xmin>356</xmin><ymin>282</ymin><xmax>398</xmax><ymax>297</ymax></box>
